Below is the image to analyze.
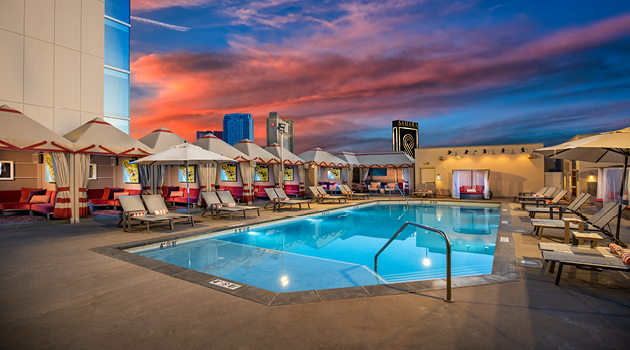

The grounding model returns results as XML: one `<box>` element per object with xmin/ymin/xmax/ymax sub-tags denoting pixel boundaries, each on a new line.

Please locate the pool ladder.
<box><xmin>389</xmin><ymin>184</ymin><xmax>409</xmax><ymax>206</ymax></box>
<box><xmin>374</xmin><ymin>221</ymin><xmax>453</xmax><ymax>303</ymax></box>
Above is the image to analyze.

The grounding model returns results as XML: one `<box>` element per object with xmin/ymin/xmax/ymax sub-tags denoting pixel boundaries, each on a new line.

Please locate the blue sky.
<box><xmin>128</xmin><ymin>0</ymin><xmax>630</xmax><ymax>153</ymax></box>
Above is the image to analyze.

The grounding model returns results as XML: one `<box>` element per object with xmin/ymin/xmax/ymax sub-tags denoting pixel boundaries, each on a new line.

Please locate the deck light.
<box><xmin>436</xmin><ymin>174</ymin><xmax>442</xmax><ymax>181</ymax></box>
<box><xmin>423</xmin><ymin>258</ymin><xmax>431</xmax><ymax>267</ymax></box>
<box><xmin>281</xmin><ymin>275</ymin><xmax>289</xmax><ymax>286</ymax></box>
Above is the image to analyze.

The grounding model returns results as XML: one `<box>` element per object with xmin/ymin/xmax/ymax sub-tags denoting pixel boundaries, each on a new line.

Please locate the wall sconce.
<box><xmin>483</xmin><ymin>149</ymin><xmax>487</xmax><ymax>154</ymax></box>
<box><xmin>521</xmin><ymin>147</ymin><xmax>526</xmax><ymax>153</ymax></box>
<box><xmin>456</xmin><ymin>155</ymin><xmax>461</xmax><ymax>160</ymax></box>
<box><xmin>447</xmin><ymin>150</ymin><xmax>452</xmax><ymax>155</ymax></box>
<box><xmin>473</xmin><ymin>150</ymin><xmax>477</xmax><ymax>155</ymax></box>
<box><xmin>501</xmin><ymin>148</ymin><xmax>505</xmax><ymax>154</ymax></box>
<box><xmin>588</xmin><ymin>172</ymin><xmax>597</xmax><ymax>182</ymax></box>
<box><xmin>437</xmin><ymin>174</ymin><xmax>442</xmax><ymax>181</ymax></box>
<box><xmin>464</xmin><ymin>150</ymin><xmax>468</xmax><ymax>155</ymax></box>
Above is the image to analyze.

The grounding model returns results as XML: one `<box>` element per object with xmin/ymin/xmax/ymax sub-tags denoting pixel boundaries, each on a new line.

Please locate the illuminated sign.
<box><xmin>392</xmin><ymin>120</ymin><xmax>418</xmax><ymax>158</ymax></box>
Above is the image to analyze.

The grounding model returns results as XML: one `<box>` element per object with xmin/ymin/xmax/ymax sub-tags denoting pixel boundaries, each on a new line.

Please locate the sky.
<box><xmin>129</xmin><ymin>0</ymin><xmax>630</xmax><ymax>154</ymax></box>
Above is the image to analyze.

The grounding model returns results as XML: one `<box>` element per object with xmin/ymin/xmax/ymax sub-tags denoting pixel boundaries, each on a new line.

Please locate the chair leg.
<box><xmin>554</xmin><ymin>263</ymin><xmax>564</xmax><ymax>285</ymax></box>
<box><xmin>256</xmin><ymin>209</ymin><xmax>260</xmax><ymax>216</ymax></box>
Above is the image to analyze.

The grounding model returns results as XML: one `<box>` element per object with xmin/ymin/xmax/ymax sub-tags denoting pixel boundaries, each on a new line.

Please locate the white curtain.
<box><xmin>597</xmin><ymin>168</ymin><xmax>605</xmax><ymax>200</ymax></box>
<box><xmin>319</xmin><ymin>167</ymin><xmax>327</xmax><ymax>184</ymax></box>
<box><xmin>452</xmin><ymin>170</ymin><xmax>462</xmax><ymax>198</ymax></box>
<box><xmin>273</xmin><ymin>164</ymin><xmax>283</xmax><ymax>188</ymax></box>
<box><xmin>77</xmin><ymin>153</ymin><xmax>90</xmax><ymax>216</ymax></box>
<box><xmin>155</xmin><ymin>165</ymin><xmax>166</xmax><ymax>195</ymax></box>
<box><xmin>197</xmin><ymin>163</ymin><xmax>216</xmax><ymax>205</ymax></box>
<box><xmin>342</xmin><ymin>168</ymin><xmax>347</xmax><ymax>184</ymax></box>
<box><xmin>472</xmin><ymin>170</ymin><xmax>484</xmax><ymax>187</ymax></box>
<box><xmin>360</xmin><ymin>168</ymin><xmax>369</xmax><ymax>191</ymax></box>
<box><xmin>483</xmin><ymin>170</ymin><xmax>490</xmax><ymax>199</ymax></box>
<box><xmin>298</xmin><ymin>165</ymin><xmax>306</xmax><ymax>196</ymax></box>
<box><xmin>51</xmin><ymin>152</ymin><xmax>72</xmax><ymax>219</ymax></box>
<box><xmin>600</xmin><ymin>168</ymin><xmax>629</xmax><ymax>203</ymax></box>
<box><xmin>401</xmin><ymin>168</ymin><xmax>411</xmax><ymax>194</ymax></box>
<box><xmin>139</xmin><ymin>164</ymin><xmax>152</xmax><ymax>194</ymax></box>
<box><xmin>240</xmin><ymin>161</ymin><xmax>254</xmax><ymax>203</ymax></box>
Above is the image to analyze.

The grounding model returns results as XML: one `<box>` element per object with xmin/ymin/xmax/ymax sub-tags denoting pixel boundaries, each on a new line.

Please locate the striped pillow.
<box><xmin>227</xmin><ymin>203</ymin><xmax>236</xmax><ymax>207</ymax></box>
<box><xmin>623</xmin><ymin>252</ymin><xmax>630</xmax><ymax>266</ymax></box>
<box><xmin>609</xmin><ymin>243</ymin><xmax>624</xmax><ymax>255</ymax></box>
<box><xmin>154</xmin><ymin>209</ymin><xmax>168</xmax><ymax>215</ymax></box>
<box><xmin>131</xmin><ymin>212</ymin><xmax>146</xmax><ymax>217</ymax></box>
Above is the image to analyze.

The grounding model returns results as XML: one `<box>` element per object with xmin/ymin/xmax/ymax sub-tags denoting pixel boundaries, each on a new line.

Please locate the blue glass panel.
<box><xmin>105</xmin><ymin>0</ymin><xmax>130</xmax><ymax>24</ymax></box>
<box><xmin>104</xmin><ymin>68</ymin><xmax>129</xmax><ymax>119</ymax></box>
<box><xmin>104</xmin><ymin>117</ymin><xmax>130</xmax><ymax>134</ymax></box>
<box><xmin>104</xmin><ymin>18</ymin><xmax>129</xmax><ymax>71</ymax></box>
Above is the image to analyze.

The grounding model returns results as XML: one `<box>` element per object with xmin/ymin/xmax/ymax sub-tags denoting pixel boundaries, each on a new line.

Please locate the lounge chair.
<box><xmin>526</xmin><ymin>193</ymin><xmax>591</xmax><ymax>219</ymax></box>
<box><xmin>368</xmin><ymin>182</ymin><xmax>381</xmax><ymax>194</ymax></box>
<box><xmin>308</xmin><ymin>186</ymin><xmax>343</xmax><ymax>204</ymax></box>
<box><xmin>142</xmin><ymin>194</ymin><xmax>194</xmax><ymax>228</ymax></box>
<box><xmin>514</xmin><ymin>186</ymin><xmax>548</xmax><ymax>202</ymax></box>
<box><xmin>384</xmin><ymin>183</ymin><xmax>398</xmax><ymax>194</ymax></box>
<box><xmin>275</xmin><ymin>188</ymin><xmax>311</xmax><ymax>209</ymax></box>
<box><xmin>531</xmin><ymin>201</ymin><xmax>619</xmax><ymax>242</ymax></box>
<box><xmin>538</xmin><ymin>242</ymin><xmax>629</xmax><ymax>285</ymax></box>
<box><xmin>118</xmin><ymin>195</ymin><xmax>174</xmax><ymax>233</ymax></box>
<box><xmin>217</xmin><ymin>191</ymin><xmax>260</xmax><ymax>217</ymax></box>
<box><xmin>201</xmin><ymin>192</ymin><xmax>257</xmax><ymax>220</ymax></box>
<box><xmin>340</xmin><ymin>184</ymin><xmax>369</xmax><ymax>200</ymax></box>
<box><xmin>519</xmin><ymin>189</ymin><xmax>567</xmax><ymax>210</ymax></box>
<box><xmin>315</xmin><ymin>186</ymin><xmax>347</xmax><ymax>204</ymax></box>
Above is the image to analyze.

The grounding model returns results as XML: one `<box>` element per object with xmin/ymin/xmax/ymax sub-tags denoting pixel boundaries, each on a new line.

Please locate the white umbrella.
<box><xmin>133</xmin><ymin>142</ymin><xmax>234</xmax><ymax>213</ymax></box>
<box><xmin>535</xmin><ymin>126</ymin><xmax>630</xmax><ymax>245</ymax></box>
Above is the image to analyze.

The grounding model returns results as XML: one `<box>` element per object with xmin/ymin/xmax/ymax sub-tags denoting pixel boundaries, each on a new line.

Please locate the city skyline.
<box><xmin>129</xmin><ymin>0</ymin><xmax>630</xmax><ymax>154</ymax></box>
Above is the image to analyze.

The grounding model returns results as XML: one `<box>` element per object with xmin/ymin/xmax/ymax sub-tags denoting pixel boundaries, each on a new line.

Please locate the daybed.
<box><xmin>459</xmin><ymin>185</ymin><xmax>485</xmax><ymax>200</ymax></box>
<box><xmin>0</xmin><ymin>188</ymin><xmax>57</xmax><ymax>219</ymax></box>
<box><xmin>88</xmin><ymin>187</ymin><xmax>143</xmax><ymax>210</ymax></box>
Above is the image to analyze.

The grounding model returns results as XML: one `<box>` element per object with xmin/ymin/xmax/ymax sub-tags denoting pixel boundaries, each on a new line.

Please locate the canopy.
<box><xmin>535</xmin><ymin>126</ymin><xmax>630</xmax><ymax>245</ymax></box>
<box><xmin>138</xmin><ymin>127</ymin><xmax>186</xmax><ymax>151</ymax></box>
<box><xmin>64</xmin><ymin>117</ymin><xmax>153</xmax><ymax>156</ymax></box>
<box><xmin>336</xmin><ymin>152</ymin><xmax>361</xmax><ymax>167</ymax></box>
<box><xmin>0</xmin><ymin>105</ymin><xmax>78</xmax><ymax>152</ymax></box>
<box><xmin>192</xmin><ymin>133</ymin><xmax>251</xmax><ymax>162</ymax></box>
<box><xmin>264</xmin><ymin>143</ymin><xmax>305</xmax><ymax>165</ymax></box>
<box><xmin>298</xmin><ymin>147</ymin><xmax>348</xmax><ymax>167</ymax></box>
<box><xmin>354</xmin><ymin>152</ymin><xmax>414</xmax><ymax>168</ymax></box>
<box><xmin>234</xmin><ymin>139</ymin><xmax>280</xmax><ymax>164</ymax></box>
<box><xmin>132</xmin><ymin>142</ymin><xmax>233</xmax><ymax>165</ymax></box>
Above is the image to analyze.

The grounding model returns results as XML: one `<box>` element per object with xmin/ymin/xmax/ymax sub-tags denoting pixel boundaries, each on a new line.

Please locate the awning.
<box><xmin>354</xmin><ymin>152</ymin><xmax>415</xmax><ymax>168</ymax></box>
<box><xmin>263</xmin><ymin>143</ymin><xmax>305</xmax><ymax>165</ymax></box>
<box><xmin>234</xmin><ymin>139</ymin><xmax>280</xmax><ymax>164</ymax></box>
<box><xmin>192</xmin><ymin>133</ymin><xmax>251</xmax><ymax>162</ymax></box>
<box><xmin>138</xmin><ymin>127</ymin><xmax>186</xmax><ymax>151</ymax></box>
<box><xmin>64</xmin><ymin>117</ymin><xmax>153</xmax><ymax>156</ymax></box>
<box><xmin>298</xmin><ymin>147</ymin><xmax>348</xmax><ymax>167</ymax></box>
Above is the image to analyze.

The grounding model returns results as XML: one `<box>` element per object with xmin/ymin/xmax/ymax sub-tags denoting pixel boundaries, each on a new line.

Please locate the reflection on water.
<box><xmin>135</xmin><ymin>203</ymin><xmax>500</xmax><ymax>292</ymax></box>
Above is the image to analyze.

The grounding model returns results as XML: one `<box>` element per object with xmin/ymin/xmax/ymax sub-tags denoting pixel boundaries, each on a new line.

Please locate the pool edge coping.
<box><xmin>89</xmin><ymin>200</ymin><xmax>519</xmax><ymax>306</ymax></box>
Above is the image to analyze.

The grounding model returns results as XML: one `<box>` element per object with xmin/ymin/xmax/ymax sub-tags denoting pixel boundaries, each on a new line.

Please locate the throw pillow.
<box><xmin>108</xmin><ymin>188</ymin><xmax>124</xmax><ymax>199</ymax></box>
<box><xmin>154</xmin><ymin>209</ymin><xmax>168</xmax><ymax>215</ymax></box>
<box><xmin>467</xmin><ymin>189</ymin><xmax>476</xmax><ymax>193</ymax></box>
<box><xmin>20</xmin><ymin>188</ymin><xmax>43</xmax><ymax>203</ymax></box>
<box><xmin>29</xmin><ymin>195</ymin><xmax>51</xmax><ymax>204</ymax></box>
<box><xmin>476</xmin><ymin>185</ymin><xmax>484</xmax><ymax>193</ymax></box>
<box><xmin>166</xmin><ymin>186</ymin><xmax>179</xmax><ymax>197</ymax></box>
<box><xmin>27</xmin><ymin>189</ymin><xmax>47</xmax><ymax>202</ymax></box>
<box><xmin>226</xmin><ymin>203</ymin><xmax>236</xmax><ymax>207</ymax></box>
<box><xmin>113</xmin><ymin>192</ymin><xmax>130</xmax><ymax>200</ymax></box>
<box><xmin>171</xmin><ymin>191</ymin><xmax>184</xmax><ymax>197</ymax></box>
<box><xmin>102</xmin><ymin>187</ymin><xmax>111</xmax><ymax>200</ymax></box>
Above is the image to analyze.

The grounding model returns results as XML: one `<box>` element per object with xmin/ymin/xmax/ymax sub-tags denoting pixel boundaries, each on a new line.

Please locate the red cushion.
<box><xmin>31</xmin><ymin>203</ymin><xmax>54</xmax><ymax>214</ymax></box>
<box><xmin>20</xmin><ymin>188</ymin><xmax>43</xmax><ymax>203</ymax></box>
<box><xmin>88</xmin><ymin>189</ymin><xmax>105</xmax><ymax>200</ymax></box>
<box><xmin>0</xmin><ymin>190</ymin><xmax>21</xmax><ymax>203</ymax></box>
<box><xmin>89</xmin><ymin>199</ymin><xmax>116</xmax><ymax>205</ymax></box>
<box><xmin>219</xmin><ymin>186</ymin><xmax>243</xmax><ymax>200</ymax></box>
<box><xmin>460</xmin><ymin>186</ymin><xmax>471</xmax><ymax>192</ymax></box>
<box><xmin>0</xmin><ymin>202</ymin><xmax>32</xmax><ymax>210</ymax></box>
<box><xmin>476</xmin><ymin>185</ymin><xmax>484</xmax><ymax>193</ymax></box>
<box><xmin>48</xmin><ymin>191</ymin><xmax>57</xmax><ymax>204</ymax></box>
<box><xmin>172</xmin><ymin>197</ymin><xmax>198</xmax><ymax>204</ymax></box>
<box><xmin>594</xmin><ymin>199</ymin><xmax>603</xmax><ymax>202</ymax></box>
<box><xmin>128</xmin><ymin>189</ymin><xmax>142</xmax><ymax>196</ymax></box>
<box><xmin>284</xmin><ymin>184</ymin><xmax>299</xmax><ymax>195</ymax></box>
<box><xmin>102</xmin><ymin>187</ymin><xmax>111</xmax><ymax>200</ymax></box>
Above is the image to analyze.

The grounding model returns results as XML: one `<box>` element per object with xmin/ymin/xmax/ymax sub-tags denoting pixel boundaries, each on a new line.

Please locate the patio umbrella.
<box><xmin>535</xmin><ymin>126</ymin><xmax>630</xmax><ymax>245</ymax></box>
<box><xmin>133</xmin><ymin>142</ymin><xmax>234</xmax><ymax>213</ymax></box>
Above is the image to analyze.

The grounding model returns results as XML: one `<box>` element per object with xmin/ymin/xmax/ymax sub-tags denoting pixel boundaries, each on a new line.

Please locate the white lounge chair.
<box><xmin>526</xmin><ymin>193</ymin><xmax>591</xmax><ymax>218</ymax></box>
<box><xmin>340</xmin><ymin>184</ymin><xmax>369</xmax><ymax>200</ymax></box>
<box><xmin>201</xmin><ymin>191</ymin><xmax>257</xmax><ymax>220</ymax></box>
<box><xmin>531</xmin><ymin>202</ymin><xmax>619</xmax><ymax>242</ymax></box>
<box><xmin>315</xmin><ymin>186</ymin><xmax>347</xmax><ymax>204</ymax></box>
<box><xmin>519</xmin><ymin>189</ymin><xmax>567</xmax><ymax>210</ymax></box>
<box><xmin>118</xmin><ymin>195</ymin><xmax>174</xmax><ymax>233</ymax></box>
<box><xmin>217</xmin><ymin>191</ymin><xmax>260</xmax><ymax>217</ymax></box>
<box><xmin>142</xmin><ymin>194</ymin><xmax>194</xmax><ymax>228</ymax></box>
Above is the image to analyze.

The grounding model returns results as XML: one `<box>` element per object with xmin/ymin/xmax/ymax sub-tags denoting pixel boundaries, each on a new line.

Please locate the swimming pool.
<box><xmin>129</xmin><ymin>202</ymin><xmax>501</xmax><ymax>293</ymax></box>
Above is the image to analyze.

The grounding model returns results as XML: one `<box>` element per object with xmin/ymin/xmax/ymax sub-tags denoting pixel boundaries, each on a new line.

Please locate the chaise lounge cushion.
<box><xmin>0</xmin><ymin>202</ymin><xmax>32</xmax><ymax>211</ymax></box>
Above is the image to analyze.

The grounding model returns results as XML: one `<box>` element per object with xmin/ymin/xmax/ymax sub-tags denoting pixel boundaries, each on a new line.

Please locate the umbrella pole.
<box><xmin>186</xmin><ymin>161</ymin><xmax>190</xmax><ymax>215</ymax></box>
<box><xmin>615</xmin><ymin>154</ymin><xmax>628</xmax><ymax>246</ymax></box>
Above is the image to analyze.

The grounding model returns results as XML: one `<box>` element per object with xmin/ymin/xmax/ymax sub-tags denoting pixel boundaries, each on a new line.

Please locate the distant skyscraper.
<box><xmin>196</xmin><ymin>131</ymin><xmax>223</xmax><ymax>140</ymax></box>
<box><xmin>266</xmin><ymin>112</ymin><xmax>295</xmax><ymax>153</ymax></box>
<box><xmin>223</xmin><ymin>114</ymin><xmax>254</xmax><ymax>146</ymax></box>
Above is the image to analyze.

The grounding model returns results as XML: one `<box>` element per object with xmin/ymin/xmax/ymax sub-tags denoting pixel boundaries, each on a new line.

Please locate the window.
<box><xmin>104</xmin><ymin>68</ymin><xmax>129</xmax><ymax>119</ymax></box>
<box><xmin>371</xmin><ymin>168</ymin><xmax>387</xmax><ymax>177</ymax></box>
<box><xmin>104</xmin><ymin>117</ymin><xmax>129</xmax><ymax>134</ymax></box>
<box><xmin>104</xmin><ymin>19</ymin><xmax>130</xmax><ymax>71</ymax></box>
<box><xmin>220</xmin><ymin>163</ymin><xmax>238</xmax><ymax>182</ymax></box>
<box><xmin>105</xmin><ymin>0</ymin><xmax>130</xmax><ymax>24</ymax></box>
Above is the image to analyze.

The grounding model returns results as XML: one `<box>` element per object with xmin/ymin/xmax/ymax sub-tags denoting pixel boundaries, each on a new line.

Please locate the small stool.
<box><xmin>572</xmin><ymin>231</ymin><xmax>603</xmax><ymax>247</ymax></box>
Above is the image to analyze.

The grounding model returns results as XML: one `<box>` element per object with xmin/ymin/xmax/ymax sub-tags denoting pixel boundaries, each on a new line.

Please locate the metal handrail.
<box><xmin>388</xmin><ymin>184</ymin><xmax>409</xmax><ymax>206</ymax></box>
<box><xmin>374</xmin><ymin>221</ymin><xmax>453</xmax><ymax>303</ymax></box>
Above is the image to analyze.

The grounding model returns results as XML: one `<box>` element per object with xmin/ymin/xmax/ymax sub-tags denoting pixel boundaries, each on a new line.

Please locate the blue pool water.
<box><xmin>130</xmin><ymin>202</ymin><xmax>501</xmax><ymax>293</ymax></box>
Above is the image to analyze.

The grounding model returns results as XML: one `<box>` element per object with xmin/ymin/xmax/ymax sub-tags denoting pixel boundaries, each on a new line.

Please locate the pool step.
<box><xmin>381</xmin><ymin>266</ymin><xmax>489</xmax><ymax>283</ymax></box>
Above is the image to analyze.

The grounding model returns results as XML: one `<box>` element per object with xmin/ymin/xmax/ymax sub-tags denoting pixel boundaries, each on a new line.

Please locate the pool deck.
<box><xmin>1</xmin><ymin>196</ymin><xmax>629</xmax><ymax>349</ymax></box>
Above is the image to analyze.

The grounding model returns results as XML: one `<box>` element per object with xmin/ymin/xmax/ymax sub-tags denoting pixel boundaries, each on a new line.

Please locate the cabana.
<box><xmin>595</xmin><ymin>166</ymin><xmax>629</xmax><ymax>208</ymax></box>
<box><xmin>0</xmin><ymin>105</ymin><xmax>81</xmax><ymax>221</ymax></box>
<box><xmin>264</xmin><ymin>143</ymin><xmax>306</xmax><ymax>196</ymax></box>
<box><xmin>64</xmin><ymin>117</ymin><xmax>154</xmax><ymax>214</ymax></box>
<box><xmin>353</xmin><ymin>152</ymin><xmax>415</xmax><ymax>194</ymax></box>
<box><xmin>452</xmin><ymin>169</ymin><xmax>491</xmax><ymax>199</ymax></box>
<box><xmin>234</xmin><ymin>139</ymin><xmax>280</xmax><ymax>199</ymax></box>
<box><xmin>336</xmin><ymin>152</ymin><xmax>361</xmax><ymax>191</ymax></box>
<box><xmin>193</xmin><ymin>133</ymin><xmax>253</xmax><ymax>202</ymax></box>
<box><xmin>298</xmin><ymin>148</ymin><xmax>348</xmax><ymax>194</ymax></box>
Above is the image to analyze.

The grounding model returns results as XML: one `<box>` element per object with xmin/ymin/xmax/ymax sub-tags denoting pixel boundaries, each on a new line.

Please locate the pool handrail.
<box><xmin>374</xmin><ymin>221</ymin><xmax>453</xmax><ymax>303</ymax></box>
<box><xmin>388</xmin><ymin>183</ymin><xmax>409</xmax><ymax>206</ymax></box>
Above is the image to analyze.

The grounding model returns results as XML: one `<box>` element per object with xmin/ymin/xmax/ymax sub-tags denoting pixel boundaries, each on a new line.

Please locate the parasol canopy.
<box><xmin>138</xmin><ymin>127</ymin><xmax>186</xmax><ymax>151</ymax></box>
<box><xmin>234</xmin><ymin>139</ymin><xmax>280</xmax><ymax>164</ymax></box>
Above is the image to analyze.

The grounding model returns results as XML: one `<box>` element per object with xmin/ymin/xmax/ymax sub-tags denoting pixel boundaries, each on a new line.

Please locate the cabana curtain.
<box><xmin>77</xmin><ymin>153</ymin><xmax>90</xmax><ymax>216</ymax></box>
<box><xmin>298</xmin><ymin>165</ymin><xmax>306</xmax><ymax>196</ymax></box>
<box><xmin>319</xmin><ymin>167</ymin><xmax>327</xmax><ymax>183</ymax></box>
<box><xmin>342</xmin><ymin>168</ymin><xmax>347</xmax><ymax>185</ymax></box>
<box><xmin>452</xmin><ymin>170</ymin><xmax>491</xmax><ymax>199</ymax></box>
<box><xmin>155</xmin><ymin>165</ymin><xmax>166</xmax><ymax>195</ymax></box>
<box><xmin>139</xmin><ymin>165</ymin><xmax>152</xmax><ymax>194</ymax></box>
<box><xmin>197</xmin><ymin>163</ymin><xmax>216</xmax><ymax>205</ymax></box>
<box><xmin>598</xmin><ymin>168</ymin><xmax>630</xmax><ymax>203</ymax></box>
<box><xmin>360</xmin><ymin>168</ymin><xmax>369</xmax><ymax>190</ymax></box>
<box><xmin>51</xmin><ymin>152</ymin><xmax>71</xmax><ymax>219</ymax></box>
<box><xmin>274</xmin><ymin>164</ymin><xmax>283</xmax><ymax>188</ymax></box>
<box><xmin>240</xmin><ymin>162</ymin><xmax>254</xmax><ymax>202</ymax></box>
<box><xmin>402</xmin><ymin>168</ymin><xmax>411</xmax><ymax>194</ymax></box>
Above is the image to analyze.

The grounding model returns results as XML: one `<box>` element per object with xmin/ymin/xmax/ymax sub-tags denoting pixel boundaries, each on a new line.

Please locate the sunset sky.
<box><xmin>129</xmin><ymin>0</ymin><xmax>630</xmax><ymax>154</ymax></box>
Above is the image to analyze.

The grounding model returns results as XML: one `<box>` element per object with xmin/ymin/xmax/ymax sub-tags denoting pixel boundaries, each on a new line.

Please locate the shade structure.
<box><xmin>298</xmin><ymin>147</ymin><xmax>348</xmax><ymax>167</ymax></box>
<box><xmin>133</xmin><ymin>142</ymin><xmax>234</xmax><ymax>212</ymax></box>
<box><xmin>0</xmin><ymin>105</ymin><xmax>78</xmax><ymax>152</ymax></box>
<box><xmin>264</xmin><ymin>143</ymin><xmax>305</xmax><ymax>165</ymax></box>
<box><xmin>336</xmin><ymin>151</ymin><xmax>361</xmax><ymax>167</ymax></box>
<box><xmin>353</xmin><ymin>152</ymin><xmax>415</xmax><ymax>168</ymax></box>
<box><xmin>64</xmin><ymin>117</ymin><xmax>153</xmax><ymax>156</ymax></box>
<box><xmin>138</xmin><ymin>127</ymin><xmax>186</xmax><ymax>151</ymax></box>
<box><xmin>192</xmin><ymin>133</ymin><xmax>251</xmax><ymax>162</ymax></box>
<box><xmin>535</xmin><ymin>126</ymin><xmax>630</xmax><ymax>245</ymax></box>
<box><xmin>234</xmin><ymin>139</ymin><xmax>280</xmax><ymax>164</ymax></box>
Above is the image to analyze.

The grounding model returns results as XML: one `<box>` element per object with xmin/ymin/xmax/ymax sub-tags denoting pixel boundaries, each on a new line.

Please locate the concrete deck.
<box><xmin>1</xmin><ymin>197</ymin><xmax>629</xmax><ymax>349</ymax></box>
